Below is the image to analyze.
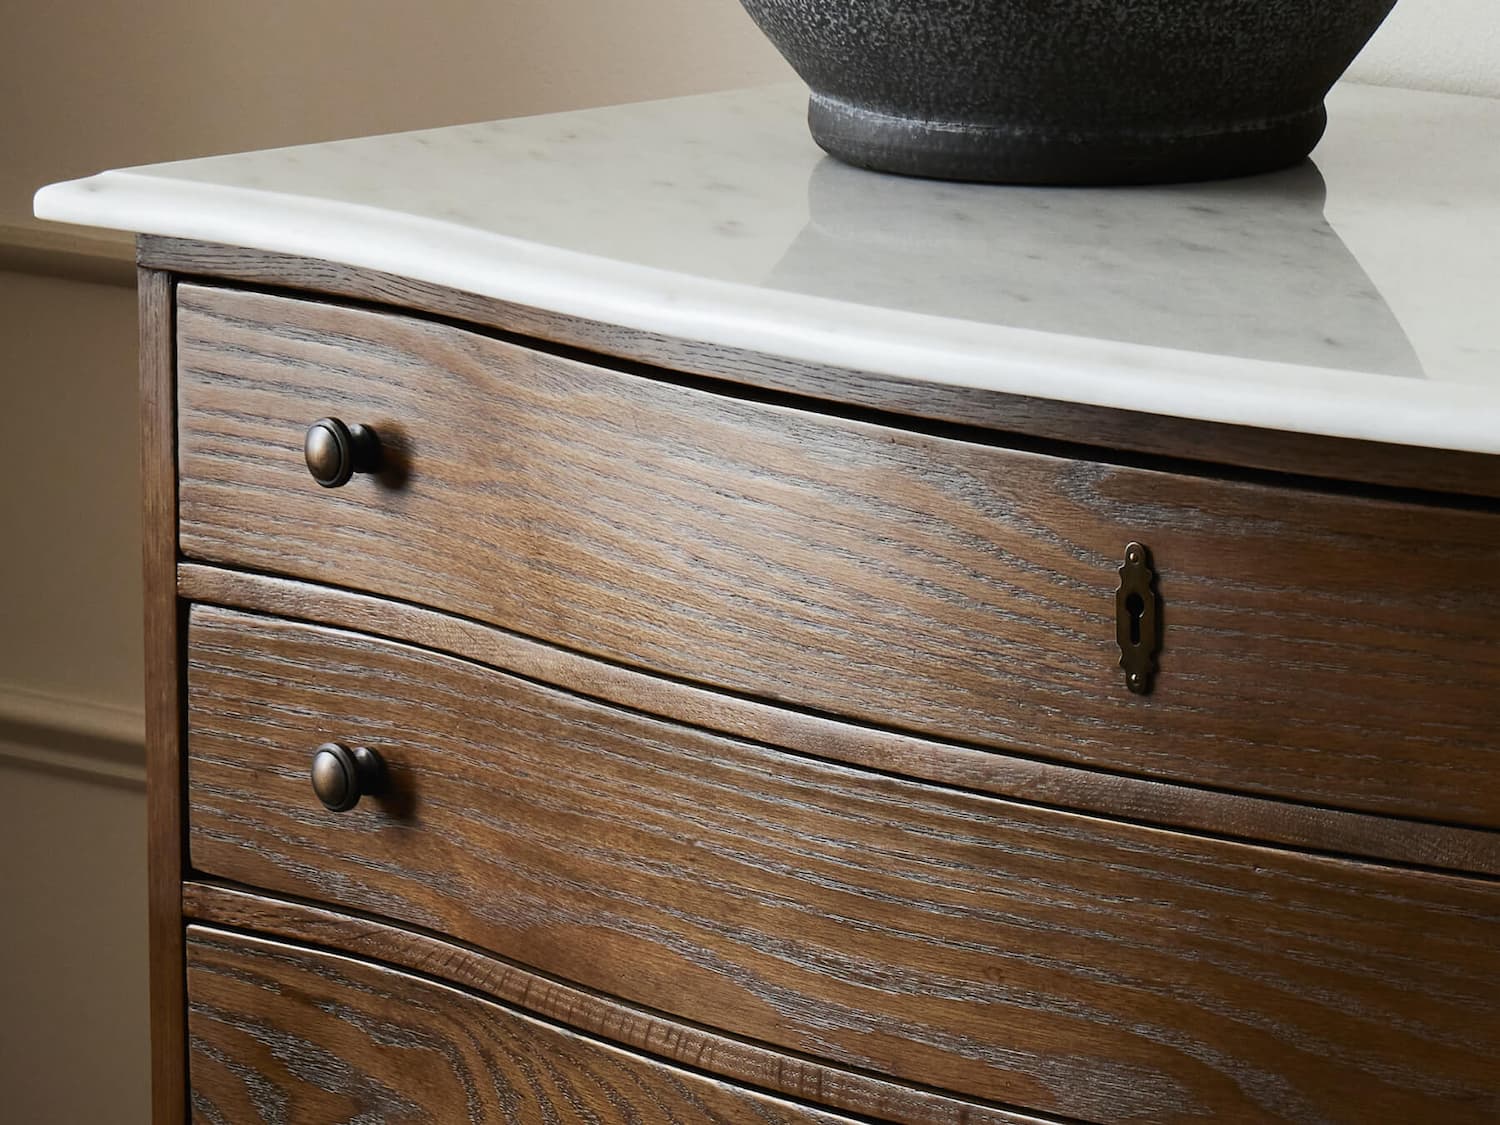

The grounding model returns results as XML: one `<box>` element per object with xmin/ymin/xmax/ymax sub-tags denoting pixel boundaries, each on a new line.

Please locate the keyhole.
<box><xmin>1125</xmin><ymin>592</ymin><xmax>1145</xmax><ymax>646</ymax></box>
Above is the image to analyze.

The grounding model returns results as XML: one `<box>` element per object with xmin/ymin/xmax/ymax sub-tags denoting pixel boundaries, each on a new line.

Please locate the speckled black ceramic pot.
<box><xmin>737</xmin><ymin>0</ymin><xmax>1400</xmax><ymax>184</ymax></box>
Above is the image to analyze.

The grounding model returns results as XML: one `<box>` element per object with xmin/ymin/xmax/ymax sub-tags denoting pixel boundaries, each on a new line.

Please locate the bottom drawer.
<box><xmin>187</xmin><ymin>925</ymin><xmax>855</xmax><ymax>1124</ymax></box>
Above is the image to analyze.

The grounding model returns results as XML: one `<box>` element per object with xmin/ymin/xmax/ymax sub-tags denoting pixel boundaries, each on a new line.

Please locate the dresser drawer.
<box><xmin>177</xmin><ymin>285</ymin><xmax>1500</xmax><ymax>827</ymax></box>
<box><xmin>186</xmin><ymin>605</ymin><xmax>1500</xmax><ymax>1123</ymax></box>
<box><xmin>187</xmin><ymin>925</ymin><xmax>856</xmax><ymax>1124</ymax></box>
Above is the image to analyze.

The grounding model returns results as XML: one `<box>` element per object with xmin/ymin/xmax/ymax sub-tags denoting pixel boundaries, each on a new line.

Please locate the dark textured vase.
<box><xmin>737</xmin><ymin>0</ymin><xmax>1400</xmax><ymax>184</ymax></box>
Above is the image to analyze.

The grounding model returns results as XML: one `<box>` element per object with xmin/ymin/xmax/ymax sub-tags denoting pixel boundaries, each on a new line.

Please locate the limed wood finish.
<box><xmin>184</xmin><ymin>884</ymin><xmax>1050</xmax><ymax>1125</ymax></box>
<box><xmin>180</xmin><ymin>563</ymin><xmax>1500</xmax><ymax>876</ymax></box>
<box><xmin>141</xmin><ymin>267</ymin><xmax>187</xmax><ymax>1125</ymax></box>
<box><xmin>186</xmin><ymin>926</ymin><xmax>862</xmax><ymax>1125</ymax></box>
<box><xmin>186</xmin><ymin>605</ymin><xmax>1500</xmax><ymax>1124</ymax></box>
<box><xmin>176</xmin><ymin>284</ymin><xmax>1500</xmax><ymax>828</ymax></box>
<box><xmin>140</xmin><ymin>235</ymin><xmax>1500</xmax><ymax>500</ymax></box>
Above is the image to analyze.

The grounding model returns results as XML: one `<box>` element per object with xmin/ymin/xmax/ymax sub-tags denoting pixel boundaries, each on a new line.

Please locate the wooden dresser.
<box><xmin>40</xmin><ymin>84</ymin><xmax>1500</xmax><ymax>1123</ymax></box>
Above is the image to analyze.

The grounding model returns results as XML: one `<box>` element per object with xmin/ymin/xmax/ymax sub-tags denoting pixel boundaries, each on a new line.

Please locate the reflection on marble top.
<box><xmin>35</xmin><ymin>82</ymin><xmax>1500</xmax><ymax>453</ymax></box>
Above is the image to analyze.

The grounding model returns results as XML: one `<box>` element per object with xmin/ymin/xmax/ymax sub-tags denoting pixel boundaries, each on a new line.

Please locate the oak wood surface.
<box><xmin>139</xmin><ymin>235</ymin><xmax>1500</xmax><ymax>500</ymax></box>
<box><xmin>187</xmin><ymin>925</ymin><xmax>864</xmax><ymax>1125</ymax></box>
<box><xmin>179</xmin><ymin>563</ymin><xmax>1500</xmax><ymax>876</ymax></box>
<box><xmin>186</xmin><ymin>605</ymin><xmax>1500</xmax><ymax>1123</ymax></box>
<box><xmin>176</xmin><ymin>284</ymin><xmax>1500</xmax><ymax>827</ymax></box>
<box><xmin>141</xmin><ymin>267</ymin><xmax>187</xmax><ymax>1125</ymax></box>
<box><xmin>184</xmin><ymin>884</ymin><xmax>1052</xmax><ymax>1125</ymax></box>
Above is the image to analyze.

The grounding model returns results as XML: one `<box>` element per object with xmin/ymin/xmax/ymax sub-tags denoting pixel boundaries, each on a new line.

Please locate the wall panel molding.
<box><xmin>0</xmin><ymin>681</ymin><xmax>146</xmax><ymax>787</ymax></box>
<box><xmin>0</xmin><ymin>221</ymin><xmax>135</xmax><ymax>287</ymax></box>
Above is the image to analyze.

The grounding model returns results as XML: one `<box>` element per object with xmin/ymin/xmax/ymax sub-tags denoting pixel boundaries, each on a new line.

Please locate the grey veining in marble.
<box><xmin>35</xmin><ymin>82</ymin><xmax>1500</xmax><ymax>453</ymax></box>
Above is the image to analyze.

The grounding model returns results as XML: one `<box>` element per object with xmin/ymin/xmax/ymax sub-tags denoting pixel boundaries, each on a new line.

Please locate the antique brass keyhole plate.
<box><xmin>1116</xmin><ymin>542</ymin><xmax>1162</xmax><ymax>695</ymax></box>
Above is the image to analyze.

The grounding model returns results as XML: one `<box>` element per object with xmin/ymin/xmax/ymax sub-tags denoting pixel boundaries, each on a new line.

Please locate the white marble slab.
<box><xmin>35</xmin><ymin>83</ymin><xmax>1500</xmax><ymax>454</ymax></box>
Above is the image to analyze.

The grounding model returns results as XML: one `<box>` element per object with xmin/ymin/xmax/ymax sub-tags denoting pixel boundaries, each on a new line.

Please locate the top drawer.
<box><xmin>176</xmin><ymin>285</ymin><xmax>1500</xmax><ymax>828</ymax></box>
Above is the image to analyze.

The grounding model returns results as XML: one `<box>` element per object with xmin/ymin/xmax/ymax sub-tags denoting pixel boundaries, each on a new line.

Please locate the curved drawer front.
<box><xmin>187</xmin><ymin>926</ymin><xmax>856</xmax><ymax>1124</ymax></box>
<box><xmin>186</xmin><ymin>606</ymin><xmax>1500</xmax><ymax>1124</ymax></box>
<box><xmin>175</xmin><ymin>285</ymin><xmax>1500</xmax><ymax>828</ymax></box>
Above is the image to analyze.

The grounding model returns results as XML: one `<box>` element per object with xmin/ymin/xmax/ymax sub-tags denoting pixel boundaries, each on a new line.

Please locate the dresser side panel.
<box><xmin>140</xmin><ymin>264</ymin><xmax>187</xmax><ymax>1125</ymax></box>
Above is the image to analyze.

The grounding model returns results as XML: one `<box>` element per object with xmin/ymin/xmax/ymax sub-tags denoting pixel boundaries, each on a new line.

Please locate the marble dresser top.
<box><xmin>35</xmin><ymin>83</ymin><xmax>1500</xmax><ymax>454</ymax></box>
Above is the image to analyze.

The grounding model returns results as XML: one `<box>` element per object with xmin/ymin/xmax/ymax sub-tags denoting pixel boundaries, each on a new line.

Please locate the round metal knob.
<box><xmin>304</xmin><ymin>418</ymin><xmax>381</xmax><ymax>488</ymax></box>
<box><xmin>310</xmin><ymin>743</ymin><xmax>385</xmax><ymax>812</ymax></box>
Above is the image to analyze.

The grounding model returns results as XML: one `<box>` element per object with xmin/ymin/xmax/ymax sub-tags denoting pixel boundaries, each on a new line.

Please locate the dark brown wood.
<box><xmin>175</xmin><ymin>285</ymin><xmax>1500</xmax><ymax>828</ymax></box>
<box><xmin>185</xmin><ymin>605</ymin><xmax>1500</xmax><ymax>1124</ymax></box>
<box><xmin>139</xmin><ymin>235</ymin><xmax>1500</xmax><ymax>500</ymax></box>
<box><xmin>186</xmin><ymin>925</ymin><xmax>864</xmax><ymax>1125</ymax></box>
<box><xmin>185</xmin><ymin>884</ymin><xmax>1049</xmax><ymax>1125</ymax></box>
<box><xmin>140</xmin><ymin>266</ymin><xmax>187</xmax><ymax>1125</ymax></box>
<box><xmin>178</xmin><ymin>563</ymin><xmax>1500</xmax><ymax>876</ymax></box>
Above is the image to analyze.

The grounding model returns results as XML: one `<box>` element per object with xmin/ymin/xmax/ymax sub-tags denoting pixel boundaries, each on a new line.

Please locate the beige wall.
<box><xmin>0</xmin><ymin>766</ymin><xmax>150</xmax><ymax>1125</ymax></box>
<box><xmin>2</xmin><ymin>4</ymin><xmax>1496</xmax><ymax>1123</ymax></box>
<box><xmin>0</xmin><ymin>273</ymin><xmax>148</xmax><ymax>1124</ymax></box>
<box><xmin>0</xmin><ymin>272</ymin><xmax>143</xmax><ymax>710</ymax></box>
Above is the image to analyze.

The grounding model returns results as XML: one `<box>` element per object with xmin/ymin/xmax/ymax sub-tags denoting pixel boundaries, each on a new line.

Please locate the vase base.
<box><xmin>807</xmin><ymin>94</ymin><xmax>1330</xmax><ymax>185</ymax></box>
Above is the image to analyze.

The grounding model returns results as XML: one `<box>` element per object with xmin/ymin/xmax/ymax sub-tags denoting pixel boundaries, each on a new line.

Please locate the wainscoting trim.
<box><xmin>0</xmin><ymin>220</ymin><xmax>135</xmax><ymax>287</ymax></box>
<box><xmin>0</xmin><ymin>681</ymin><xmax>146</xmax><ymax>787</ymax></box>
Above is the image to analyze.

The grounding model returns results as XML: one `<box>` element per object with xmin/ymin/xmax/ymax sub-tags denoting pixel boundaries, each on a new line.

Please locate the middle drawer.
<box><xmin>186</xmin><ymin>603</ymin><xmax>1500</xmax><ymax>1124</ymax></box>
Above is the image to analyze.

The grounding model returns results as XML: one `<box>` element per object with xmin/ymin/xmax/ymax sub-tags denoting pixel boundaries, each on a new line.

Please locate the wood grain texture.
<box><xmin>140</xmin><ymin>235</ymin><xmax>1500</xmax><ymax>500</ymax></box>
<box><xmin>179</xmin><ymin>563</ymin><xmax>1500</xmax><ymax>876</ymax></box>
<box><xmin>175</xmin><ymin>285</ymin><xmax>1500</xmax><ymax>827</ymax></box>
<box><xmin>141</xmin><ymin>266</ymin><xmax>188</xmax><ymax>1125</ymax></box>
<box><xmin>186</xmin><ymin>925</ymin><xmax>862</xmax><ymax>1125</ymax></box>
<box><xmin>186</xmin><ymin>606</ymin><xmax>1500</xmax><ymax>1124</ymax></box>
<box><xmin>184</xmin><ymin>884</ymin><xmax>1051</xmax><ymax>1125</ymax></box>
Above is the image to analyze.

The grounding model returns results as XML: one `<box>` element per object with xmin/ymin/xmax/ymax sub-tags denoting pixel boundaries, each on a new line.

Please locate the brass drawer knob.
<box><xmin>304</xmin><ymin>417</ymin><xmax>382</xmax><ymax>488</ymax></box>
<box><xmin>310</xmin><ymin>743</ymin><xmax>386</xmax><ymax>812</ymax></box>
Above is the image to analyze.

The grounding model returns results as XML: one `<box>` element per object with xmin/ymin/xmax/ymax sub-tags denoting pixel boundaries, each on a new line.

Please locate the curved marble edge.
<box><xmin>35</xmin><ymin>168</ymin><xmax>1500</xmax><ymax>456</ymax></box>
